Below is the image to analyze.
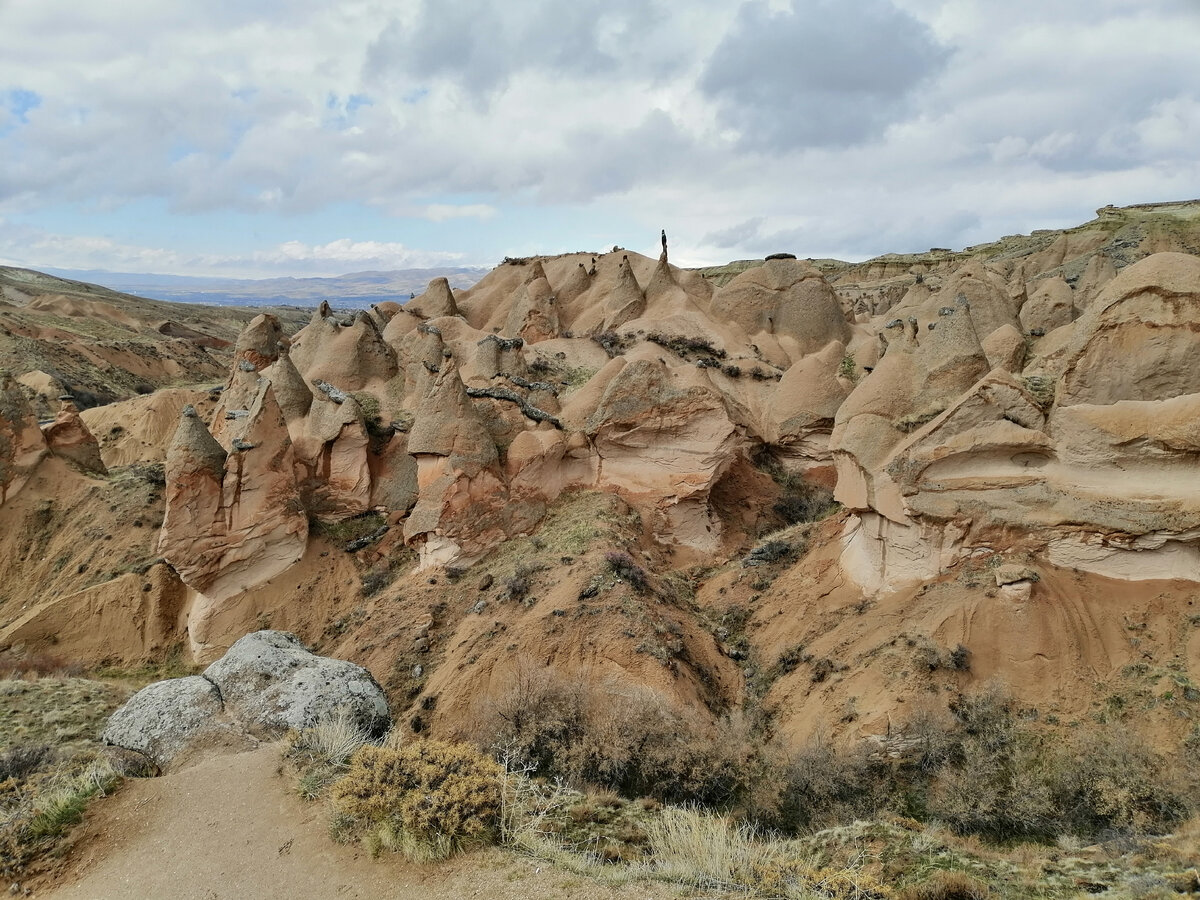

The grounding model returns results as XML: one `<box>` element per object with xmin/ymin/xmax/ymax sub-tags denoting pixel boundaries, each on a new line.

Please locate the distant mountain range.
<box><xmin>38</xmin><ymin>266</ymin><xmax>491</xmax><ymax>309</ymax></box>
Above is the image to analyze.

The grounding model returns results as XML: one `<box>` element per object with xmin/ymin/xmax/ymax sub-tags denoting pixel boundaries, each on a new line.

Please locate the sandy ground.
<box><xmin>39</xmin><ymin>746</ymin><xmax>674</xmax><ymax>900</ymax></box>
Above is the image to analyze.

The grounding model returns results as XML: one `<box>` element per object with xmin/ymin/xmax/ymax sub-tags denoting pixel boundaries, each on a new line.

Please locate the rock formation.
<box><xmin>41</xmin><ymin>395</ymin><xmax>107</xmax><ymax>475</ymax></box>
<box><xmin>0</xmin><ymin>371</ymin><xmax>49</xmax><ymax>506</ymax></box>
<box><xmin>7</xmin><ymin>201</ymin><xmax>1200</xmax><ymax>762</ymax></box>
<box><xmin>103</xmin><ymin>630</ymin><xmax>390</xmax><ymax>768</ymax></box>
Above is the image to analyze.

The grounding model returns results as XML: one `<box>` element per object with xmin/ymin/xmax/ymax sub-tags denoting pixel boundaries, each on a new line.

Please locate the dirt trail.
<box><xmin>40</xmin><ymin>747</ymin><xmax>670</xmax><ymax>900</ymax></box>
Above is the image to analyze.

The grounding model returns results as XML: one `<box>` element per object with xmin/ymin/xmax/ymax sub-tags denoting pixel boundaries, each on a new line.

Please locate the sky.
<box><xmin>0</xmin><ymin>0</ymin><xmax>1198</xmax><ymax>278</ymax></box>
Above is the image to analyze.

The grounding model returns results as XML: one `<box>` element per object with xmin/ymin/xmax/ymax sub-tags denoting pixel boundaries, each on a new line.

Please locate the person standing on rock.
<box><xmin>661</xmin><ymin>229</ymin><xmax>668</xmax><ymax>257</ymax></box>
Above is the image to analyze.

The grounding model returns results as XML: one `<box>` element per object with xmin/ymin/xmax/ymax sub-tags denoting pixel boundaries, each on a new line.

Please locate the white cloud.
<box><xmin>0</xmin><ymin>222</ymin><xmax>462</xmax><ymax>278</ymax></box>
<box><xmin>0</xmin><ymin>0</ymin><xmax>1197</xmax><ymax>272</ymax></box>
<box><xmin>419</xmin><ymin>204</ymin><xmax>498</xmax><ymax>222</ymax></box>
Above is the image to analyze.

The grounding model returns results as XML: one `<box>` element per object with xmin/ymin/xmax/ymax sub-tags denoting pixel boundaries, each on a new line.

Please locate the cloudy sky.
<box><xmin>1</xmin><ymin>0</ymin><xmax>1198</xmax><ymax>278</ymax></box>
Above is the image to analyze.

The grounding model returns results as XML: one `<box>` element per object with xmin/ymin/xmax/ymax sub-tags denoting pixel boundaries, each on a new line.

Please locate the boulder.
<box><xmin>203</xmin><ymin>631</ymin><xmax>390</xmax><ymax>738</ymax></box>
<box><xmin>101</xmin><ymin>675</ymin><xmax>229</xmax><ymax>769</ymax></box>
<box><xmin>103</xmin><ymin>631</ymin><xmax>391</xmax><ymax>768</ymax></box>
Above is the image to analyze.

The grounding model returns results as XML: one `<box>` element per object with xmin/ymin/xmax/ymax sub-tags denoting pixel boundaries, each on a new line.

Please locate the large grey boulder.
<box><xmin>204</xmin><ymin>631</ymin><xmax>391</xmax><ymax>739</ymax></box>
<box><xmin>100</xmin><ymin>676</ymin><xmax>230</xmax><ymax>769</ymax></box>
<box><xmin>103</xmin><ymin>631</ymin><xmax>391</xmax><ymax>769</ymax></box>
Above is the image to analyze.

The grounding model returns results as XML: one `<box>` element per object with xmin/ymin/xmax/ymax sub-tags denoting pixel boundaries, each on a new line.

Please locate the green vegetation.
<box><xmin>0</xmin><ymin>673</ymin><xmax>133</xmax><ymax>879</ymax></box>
<box><xmin>1022</xmin><ymin>375</ymin><xmax>1056</xmax><ymax>410</ymax></box>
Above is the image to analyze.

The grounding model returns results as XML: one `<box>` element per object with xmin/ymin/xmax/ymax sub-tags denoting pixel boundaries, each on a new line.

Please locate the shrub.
<box><xmin>481</xmin><ymin>669</ymin><xmax>755</xmax><ymax>805</ymax></box>
<box><xmin>332</xmin><ymin>741</ymin><xmax>503</xmax><ymax>861</ymax></box>
<box><xmin>646</xmin><ymin>333</ymin><xmax>726</xmax><ymax>361</ymax></box>
<box><xmin>0</xmin><ymin>745</ymin><xmax>54</xmax><ymax>782</ymax></box>
<box><xmin>0</xmin><ymin>650</ymin><xmax>82</xmax><ymax>678</ymax></box>
<box><xmin>1052</xmin><ymin>730</ymin><xmax>1190</xmax><ymax>836</ymax></box>
<box><xmin>503</xmin><ymin>564</ymin><xmax>539</xmax><ymax>601</ymax></box>
<box><xmin>774</xmin><ymin>482</ymin><xmax>837</xmax><ymax>525</ymax></box>
<box><xmin>604</xmin><ymin>551</ymin><xmax>649</xmax><ymax>593</ymax></box>
<box><xmin>288</xmin><ymin>708</ymin><xmax>371</xmax><ymax>768</ymax></box>
<box><xmin>929</xmin><ymin>728</ymin><xmax>1055</xmax><ymax>841</ymax></box>
<box><xmin>766</xmin><ymin>740</ymin><xmax>885</xmax><ymax>833</ymax></box>
<box><xmin>592</xmin><ymin>331</ymin><xmax>630</xmax><ymax>358</ymax></box>
<box><xmin>743</xmin><ymin>540</ymin><xmax>793</xmax><ymax>566</ymax></box>
<box><xmin>647</xmin><ymin>805</ymin><xmax>771</xmax><ymax>888</ymax></box>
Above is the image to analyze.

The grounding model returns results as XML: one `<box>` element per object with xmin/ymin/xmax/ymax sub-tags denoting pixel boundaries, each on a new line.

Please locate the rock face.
<box><xmin>0</xmin><ymin>371</ymin><xmax>49</xmax><ymax>505</ymax></box>
<box><xmin>585</xmin><ymin>359</ymin><xmax>743</xmax><ymax>551</ymax></box>
<box><xmin>41</xmin><ymin>396</ymin><xmax>107</xmax><ymax>475</ymax></box>
<box><xmin>710</xmin><ymin>257</ymin><xmax>852</xmax><ymax>356</ymax></box>
<box><xmin>161</xmin><ymin>377</ymin><xmax>308</xmax><ymax>608</ymax></box>
<box><xmin>103</xmin><ymin>631</ymin><xmax>390</xmax><ymax>768</ymax></box>
<box><xmin>112</xmin><ymin>224</ymin><xmax>1200</xmax><ymax>665</ymax></box>
<box><xmin>834</xmin><ymin>251</ymin><xmax>1200</xmax><ymax>592</ymax></box>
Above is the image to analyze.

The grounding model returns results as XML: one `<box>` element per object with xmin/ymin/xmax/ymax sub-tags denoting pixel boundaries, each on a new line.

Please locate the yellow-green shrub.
<box><xmin>331</xmin><ymin>741</ymin><xmax>502</xmax><ymax>860</ymax></box>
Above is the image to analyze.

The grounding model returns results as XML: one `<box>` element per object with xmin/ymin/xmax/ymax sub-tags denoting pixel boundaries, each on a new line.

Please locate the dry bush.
<box><xmin>480</xmin><ymin>668</ymin><xmax>757</xmax><ymax>805</ymax></box>
<box><xmin>773</xmin><ymin>482</ymin><xmax>837</xmax><ymax>526</ymax></box>
<box><xmin>647</xmin><ymin>806</ymin><xmax>893</xmax><ymax>899</ymax></box>
<box><xmin>898</xmin><ymin>870</ymin><xmax>990</xmax><ymax>900</ymax></box>
<box><xmin>286</xmin><ymin>708</ymin><xmax>373</xmax><ymax>800</ymax></box>
<box><xmin>604</xmin><ymin>551</ymin><xmax>649</xmax><ymax>594</ymax></box>
<box><xmin>0</xmin><ymin>649</ymin><xmax>83</xmax><ymax>679</ymax></box>
<box><xmin>1052</xmin><ymin>730</ymin><xmax>1190</xmax><ymax>836</ymax></box>
<box><xmin>762</xmin><ymin>738</ymin><xmax>889</xmax><ymax>834</ymax></box>
<box><xmin>927</xmin><ymin>689</ymin><xmax>1056</xmax><ymax>841</ymax></box>
<box><xmin>332</xmin><ymin>741</ymin><xmax>503</xmax><ymax>861</ymax></box>
<box><xmin>0</xmin><ymin>745</ymin><xmax>54</xmax><ymax>783</ymax></box>
<box><xmin>288</xmin><ymin>708</ymin><xmax>371</xmax><ymax>767</ymax></box>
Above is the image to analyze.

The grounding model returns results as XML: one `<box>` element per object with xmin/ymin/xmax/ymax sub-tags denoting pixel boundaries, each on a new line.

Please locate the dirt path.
<box><xmin>40</xmin><ymin>747</ymin><xmax>672</xmax><ymax>900</ymax></box>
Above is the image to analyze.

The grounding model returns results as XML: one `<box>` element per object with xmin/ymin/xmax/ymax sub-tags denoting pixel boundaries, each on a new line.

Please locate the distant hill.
<box><xmin>39</xmin><ymin>267</ymin><xmax>491</xmax><ymax>309</ymax></box>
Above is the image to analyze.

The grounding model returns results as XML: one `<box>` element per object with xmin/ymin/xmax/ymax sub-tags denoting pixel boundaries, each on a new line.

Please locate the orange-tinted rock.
<box><xmin>41</xmin><ymin>396</ymin><xmax>107</xmax><ymax>475</ymax></box>
<box><xmin>0</xmin><ymin>371</ymin><xmax>49</xmax><ymax>505</ymax></box>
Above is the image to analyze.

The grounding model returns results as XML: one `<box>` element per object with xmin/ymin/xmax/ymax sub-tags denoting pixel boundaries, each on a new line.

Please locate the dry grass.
<box><xmin>288</xmin><ymin>708</ymin><xmax>371</xmax><ymax>767</ymax></box>
<box><xmin>0</xmin><ymin>675</ymin><xmax>131</xmax><ymax>879</ymax></box>
<box><xmin>646</xmin><ymin>805</ymin><xmax>775</xmax><ymax>889</ymax></box>
<box><xmin>897</xmin><ymin>870</ymin><xmax>989</xmax><ymax>900</ymax></box>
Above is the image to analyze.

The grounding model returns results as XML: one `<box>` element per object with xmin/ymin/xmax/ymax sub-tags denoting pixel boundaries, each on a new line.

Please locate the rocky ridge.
<box><xmin>2</xmin><ymin>200</ymin><xmax>1200</xmax><ymax>753</ymax></box>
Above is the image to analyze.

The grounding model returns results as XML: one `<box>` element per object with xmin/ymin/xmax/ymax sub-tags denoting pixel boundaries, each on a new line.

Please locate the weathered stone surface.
<box><xmin>504</xmin><ymin>261</ymin><xmax>559</xmax><ymax>343</ymax></box>
<box><xmin>710</xmin><ymin>257</ymin><xmax>851</xmax><ymax>354</ymax></box>
<box><xmin>600</xmin><ymin>255</ymin><xmax>646</xmax><ymax>331</ymax></box>
<box><xmin>103</xmin><ymin>632</ymin><xmax>391</xmax><ymax>768</ymax></box>
<box><xmin>40</xmin><ymin>396</ymin><xmax>106</xmax><ymax>475</ymax></box>
<box><xmin>288</xmin><ymin>302</ymin><xmax>397</xmax><ymax>390</ymax></box>
<box><xmin>234</xmin><ymin>314</ymin><xmax>287</xmax><ymax>371</ymax></box>
<box><xmin>0</xmin><ymin>371</ymin><xmax>48</xmax><ymax>505</ymax></box>
<box><xmin>1020</xmin><ymin>275</ymin><xmax>1075</xmax><ymax>333</ymax></box>
<box><xmin>412</xmin><ymin>277</ymin><xmax>460</xmax><ymax>319</ymax></box>
<box><xmin>1058</xmin><ymin>252</ymin><xmax>1200</xmax><ymax>405</ymax></box>
<box><xmin>101</xmin><ymin>676</ymin><xmax>228</xmax><ymax>769</ymax></box>
<box><xmin>203</xmin><ymin>631</ymin><xmax>390</xmax><ymax>737</ymax></box>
